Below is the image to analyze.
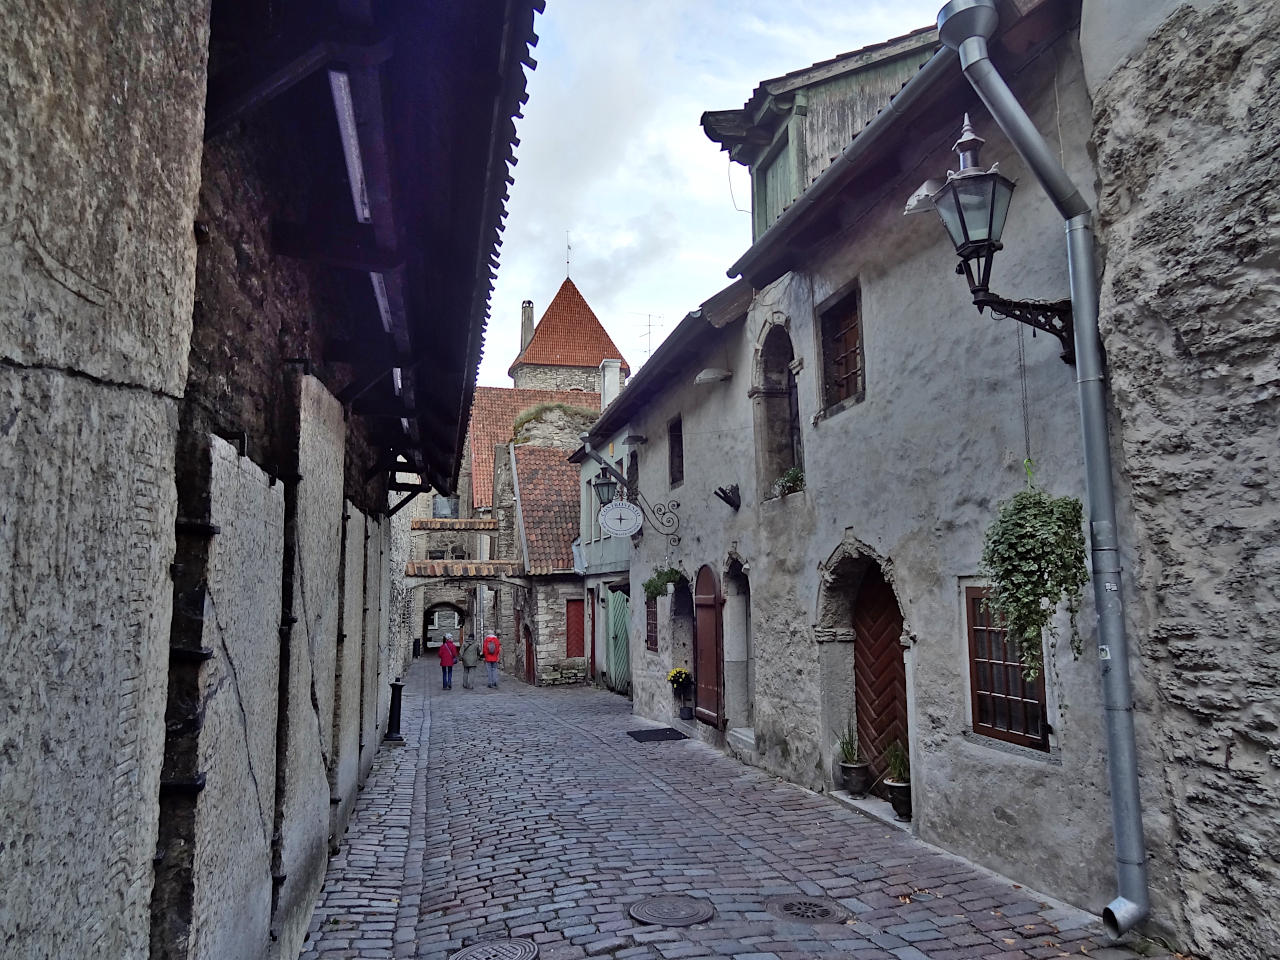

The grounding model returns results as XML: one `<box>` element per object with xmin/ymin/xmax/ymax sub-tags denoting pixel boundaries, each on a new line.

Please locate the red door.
<box><xmin>587</xmin><ymin>590</ymin><xmax>597</xmax><ymax>678</ymax></box>
<box><xmin>566</xmin><ymin>599</ymin><xmax>585</xmax><ymax>658</ymax></box>
<box><xmin>853</xmin><ymin>566</ymin><xmax>907</xmax><ymax>779</ymax></box>
<box><xmin>693</xmin><ymin>566</ymin><xmax>724</xmax><ymax>727</ymax></box>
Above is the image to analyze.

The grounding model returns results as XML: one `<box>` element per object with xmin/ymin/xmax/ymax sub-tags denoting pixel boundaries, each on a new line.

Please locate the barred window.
<box><xmin>966</xmin><ymin>587</ymin><xmax>1049</xmax><ymax>750</ymax></box>
<box><xmin>645</xmin><ymin>597</ymin><xmax>658</xmax><ymax>651</ymax></box>
<box><xmin>820</xmin><ymin>286</ymin><xmax>864</xmax><ymax>409</ymax></box>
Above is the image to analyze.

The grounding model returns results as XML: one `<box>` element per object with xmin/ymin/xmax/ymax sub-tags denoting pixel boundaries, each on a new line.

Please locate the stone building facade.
<box><xmin>579</xmin><ymin>3</ymin><xmax>1280</xmax><ymax>957</ymax></box>
<box><xmin>0</xmin><ymin>3</ymin><xmax>538</xmax><ymax>958</ymax></box>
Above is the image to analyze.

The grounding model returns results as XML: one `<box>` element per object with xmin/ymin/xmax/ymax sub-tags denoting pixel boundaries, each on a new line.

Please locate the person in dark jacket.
<box><xmin>459</xmin><ymin>633</ymin><xmax>481</xmax><ymax>689</ymax></box>
<box><xmin>438</xmin><ymin>633</ymin><xmax>458</xmax><ymax>690</ymax></box>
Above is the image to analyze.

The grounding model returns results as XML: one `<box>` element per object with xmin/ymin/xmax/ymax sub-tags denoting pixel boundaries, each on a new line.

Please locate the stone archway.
<box><xmin>815</xmin><ymin>541</ymin><xmax>909</xmax><ymax>785</ymax></box>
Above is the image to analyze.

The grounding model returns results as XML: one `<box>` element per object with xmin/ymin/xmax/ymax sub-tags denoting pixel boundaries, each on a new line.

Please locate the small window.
<box><xmin>668</xmin><ymin>416</ymin><xmax>684</xmax><ymax>486</ymax></box>
<box><xmin>820</xmin><ymin>285</ymin><xmax>864</xmax><ymax>409</ymax></box>
<box><xmin>450</xmin><ymin>544</ymin><xmax>465</xmax><ymax>559</ymax></box>
<box><xmin>966</xmin><ymin>587</ymin><xmax>1049</xmax><ymax>750</ymax></box>
<box><xmin>427</xmin><ymin>549</ymin><xmax>446</xmax><ymax>560</ymax></box>
<box><xmin>433</xmin><ymin>496</ymin><xmax>459</xmax><ymax>519</ymax></box>
<box><xmin>645</xmin><ymin>597</ymin><xmax>658</xmax><ymax>651</ymax></box>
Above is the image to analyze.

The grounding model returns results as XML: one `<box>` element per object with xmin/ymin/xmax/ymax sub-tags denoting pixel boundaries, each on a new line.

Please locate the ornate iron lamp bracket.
<box><xmin>971</xmin><ymin>287</ymin><xmax>1075</xmax><ymax>365</ymax></box>
<box><xmin>580</xmin><ymin>436</ymin><xmax>681</xmax><ymax>546</ymax></box>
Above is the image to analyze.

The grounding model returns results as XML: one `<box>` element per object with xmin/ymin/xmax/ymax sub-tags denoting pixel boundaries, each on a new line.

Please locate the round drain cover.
<box><xmin>764</xmin><ymin>895</ymin><xmax>850</xmax><ymax>924</ymax></box>
<box><xmin>629</xmin><ymin>895</ymin><xmax>715</xmax><ymax>926</ymax></box>
<box><xmin>447</xmin><ymin>938</ymin><xmax>539</xmax><ymax>960</ymax></box>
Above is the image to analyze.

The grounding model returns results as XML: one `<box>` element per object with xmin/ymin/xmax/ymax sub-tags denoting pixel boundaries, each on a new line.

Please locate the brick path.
<box><xmin>301</xmin><ymin>662</ymin><xmax>1163</xmax><ymax>960</ymax></box>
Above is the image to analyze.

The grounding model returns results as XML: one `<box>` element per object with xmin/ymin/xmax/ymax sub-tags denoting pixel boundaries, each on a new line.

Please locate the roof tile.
<box><xmin>513</xmin><ymin>445</ymin><xmax>580</xmax><ymax>575</ymax></box>
<box><xmin>508</xmin><ymin>278</ymin><xmax>630</xmax><ymax>376</ymax></box>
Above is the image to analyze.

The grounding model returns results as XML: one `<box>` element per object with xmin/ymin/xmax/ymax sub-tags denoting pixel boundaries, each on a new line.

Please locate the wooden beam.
<box><xmin>204</xmin><ymin>26</ymin><xmax>393</xmax><ymax>139</ymax></box>
<box><xmin>272</xmin><ymin>221</ymin><xmax>404</xmax><ymax>272</ymax></box>
<box><xmin>322</xmin><ymin>337</ymin><xmax>400</xmax><ymax>367</ymax></box>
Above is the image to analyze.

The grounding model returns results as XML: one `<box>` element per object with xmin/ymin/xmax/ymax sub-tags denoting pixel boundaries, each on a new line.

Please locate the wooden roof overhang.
<box><xmin>723</xmin><ymin>0</ymin><xmax>1074</xmax><ymax>290</ymax></box>
<box><xmin>205</xmin><ymin>0</ymin><xmax>544</xmax><ymax>494</ymax></box>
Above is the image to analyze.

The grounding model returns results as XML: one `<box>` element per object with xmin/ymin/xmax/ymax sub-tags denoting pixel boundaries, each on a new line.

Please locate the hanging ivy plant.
<box><xmin>642</xmin><ymin>566</ymin><xmax>683</xmax><ymax>601</ymax></box>
<box><xmin>979</xmin><ymin>480</ymin><xmax>1089</xmax><ymax>680</ymax></box>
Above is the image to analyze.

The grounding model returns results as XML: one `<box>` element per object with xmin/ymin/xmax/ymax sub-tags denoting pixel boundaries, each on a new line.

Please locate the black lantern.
<box><xmin>907</xmin><ymin>114</ymin><xmax>1075</xmax><ymax>364</ymax></box>
<box><xmin>592</xmin><ymin>468</ymin><xmax>618</xmax><ymax>505</ymax></box>
<box><xmin>929</xmin><ymin>114</ymin><xmax>1015</xmax><ymax>296</ymax></box>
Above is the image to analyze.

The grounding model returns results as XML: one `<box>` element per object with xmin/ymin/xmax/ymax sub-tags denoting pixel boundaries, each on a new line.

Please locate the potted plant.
<box><xmin>644</xmin><ymin>567</ymin><xmax>684</xmax><ymax>601</ymax></box>
<box><xmin>668</xmin><ymin>668</ymin><xmax>694</xmax><ymax>720</ymax></box>
<box><xmin>836</xmin><ymin>720</ymin><xmax>872</xmax><ymax>797</ymax></box>
<box><xmin>980</xmin><ymin>466</ymin><xmax>1089</xmax><ymax>680</ymax></box>
<box><xmin>882</xmin><ymin>740</ymin><xmax>912</xmax><ymax>822</ymax></box>
<box><xmin>770</xmin><ymin>466</ymin><xmax>805</xmax><ymax>498</ymax></box>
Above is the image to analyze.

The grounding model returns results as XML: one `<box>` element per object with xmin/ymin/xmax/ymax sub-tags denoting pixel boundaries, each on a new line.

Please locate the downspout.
<box><xmin>935</xmin><ymin>0</ymin><xmax>1149</xmax><ymax>938</ymax></box>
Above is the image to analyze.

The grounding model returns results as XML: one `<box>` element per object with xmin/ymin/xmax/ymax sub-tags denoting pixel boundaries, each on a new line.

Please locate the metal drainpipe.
<box><xmin>936</xmin><ymin>0</ymin><xmax>1149</xmax><ymax>938</ymax></box>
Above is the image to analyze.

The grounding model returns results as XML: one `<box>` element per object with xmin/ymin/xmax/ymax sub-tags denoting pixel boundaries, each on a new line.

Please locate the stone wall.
<box><xmin>1089</xmin><ymin>2</ymin><xmax>1280</xmax><ymax>954</ymax></box>
<box><xmin>0</xmin><ymin>2</ymin><xmax>207</xmax><ymax>956</ymax></box>
<box><xmin>184</xmin><ymin>438</ymin><xmax>283</xmax><ymax>960</ymax></box>
<box><xmin>511</xmin><ymin>363</ymin><xmax>598</xmax><ymax>392</ymax></box>
<box><xmin>331</xmin><ymin>504</ymin><xmax>367</xmax><ymax>842</ymax></box>
<box><xmin>270</xmin><ymin>375</ymin><xmax>346</xmax><ymax>960</ymax></box>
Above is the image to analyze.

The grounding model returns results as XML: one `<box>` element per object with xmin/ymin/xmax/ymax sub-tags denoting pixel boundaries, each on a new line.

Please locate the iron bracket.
<box><xmin>972</xmin><ymin>290</ymin><xmax>1074</xmax><ymax>364</ymax></box>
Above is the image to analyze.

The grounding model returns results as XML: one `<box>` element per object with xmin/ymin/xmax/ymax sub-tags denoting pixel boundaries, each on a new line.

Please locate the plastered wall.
<box><xmin>331</xmin><ymin>504</ymin><xmax>367</xmax><ymax>838</ymax></box>
<box><xmin>626</xmin><ymin>32</ymin><xmax>1125</xmax><ymax>919</ymax></box>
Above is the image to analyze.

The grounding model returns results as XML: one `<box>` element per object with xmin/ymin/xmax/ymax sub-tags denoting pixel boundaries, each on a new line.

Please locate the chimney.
<box><xmin>520</xmin><ymin>300</ymin><xmax>534</xmax><ymax>352</ymax></box>
<box><xmin>599</xmin><ymin>359</ymin><xmax>622</xmax><ymax>408</ymax></box>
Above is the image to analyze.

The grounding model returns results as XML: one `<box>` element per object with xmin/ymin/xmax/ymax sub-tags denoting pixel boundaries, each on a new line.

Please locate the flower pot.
<box><xmin>884</xmin><ymin>779</ymin><xmax>912</xmax><ymax>822</ymax></box>
<box><xmin>839</xmin><ymin>761</ymin><xmax>873</xmax><ymax>797</ymax></box>
<box><xmin>678</xmin><ymin>704</ymin><xmax>694</xmax><ymax>721</ymax></box>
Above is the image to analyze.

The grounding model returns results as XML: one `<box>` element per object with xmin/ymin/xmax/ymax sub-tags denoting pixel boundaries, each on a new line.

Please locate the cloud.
<box><xmin>480</xmin><ymin>0</ymin><xmax>944</xmax><ymax>384</ymax></box>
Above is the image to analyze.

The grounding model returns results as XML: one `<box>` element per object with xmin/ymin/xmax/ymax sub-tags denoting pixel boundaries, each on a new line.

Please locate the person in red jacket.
<box><xmin>438</xmin><ymin>633</ymin><xmax>458</xmax><ymax>690</ymax></box>
<box><xmin>482</xmin><ymin>633</ymin><xmax>501</xmax><ymax>688</ymax></box>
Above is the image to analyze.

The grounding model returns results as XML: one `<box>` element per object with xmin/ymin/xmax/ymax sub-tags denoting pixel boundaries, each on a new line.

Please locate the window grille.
<box><xmin>645</xmin><ymin>597</ymin><xmax>658</xmax><ymax>651</ymax></box>
<box><xmin>820</xmin><ymin>286</ymin><xmax>864</xmax><ymax>408</ymax></box>
<box><xmin>966</xmin><ymin>587</ymin><xmax>1049</xmax><ymax>750</ymax></box>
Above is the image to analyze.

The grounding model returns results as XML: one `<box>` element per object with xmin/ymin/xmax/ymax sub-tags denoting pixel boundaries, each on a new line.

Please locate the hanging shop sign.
<box><xmin>598</xmin><ymin>499</ymin><xmax>644</xmax><ymax>537</ymax></box>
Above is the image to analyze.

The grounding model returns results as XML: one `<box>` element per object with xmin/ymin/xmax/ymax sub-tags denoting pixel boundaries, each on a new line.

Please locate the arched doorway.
<box><xmin>522</xmin><ymin>623</ymin><xmax>535</xmax><ymax>685</ymax></box>
<box><xmin>853</xmin><ymin>565</ymin><xmax>907</xmax><ymax>779</ymax></box>
<box><xmin>693</xmin><ymin>566</ymin><xmax>724</xmax><ymax>728</ymax></box>
<box><xmin>424</xmin><ymin>603</ymin><xmax>465</xmax><ymax>650</ymax></box>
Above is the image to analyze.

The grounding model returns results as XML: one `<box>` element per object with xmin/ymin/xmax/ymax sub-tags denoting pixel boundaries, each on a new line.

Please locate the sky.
<box><xmin>478</xmin><ymin>0</ymin><xmax>946</xmax><ymax>386</ymax></box>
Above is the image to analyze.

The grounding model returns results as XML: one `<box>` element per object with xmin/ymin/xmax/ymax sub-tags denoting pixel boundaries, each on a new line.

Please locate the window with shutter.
<box><xmin>966</xmin><ymin>587</ymin><xmax>1050</xmax><ymax>750</ymax></box>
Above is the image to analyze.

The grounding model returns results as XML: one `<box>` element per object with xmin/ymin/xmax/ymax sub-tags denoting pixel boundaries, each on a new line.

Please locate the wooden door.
<box><xmin>693</xmin><ymin>566</ymin><xmax>724</xmax><ymax>727</ymax></box>
<box><xmin>853</xmin><ymin>566</ymin><xmax>907</xmax><ymax>778</ymax></box>
<box><xmin>523</xmin><ymin>626</ymin><xmax>535</xmax><ymax>684</ymax></box>
<box><xmin>566</xmin><ymin>599</ymin><xmax>585</xmax><ymax>658</ymax></box>
<box><xmin>587</xmin><ymin>590</ymin><xmax>597</xmax><ymax>678</ymax></box>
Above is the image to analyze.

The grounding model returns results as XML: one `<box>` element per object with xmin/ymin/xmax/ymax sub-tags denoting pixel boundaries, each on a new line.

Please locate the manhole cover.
<box><xmin>764</xmin><ymin>895</ymin><xmax>850</xmax><ymax>924</ymax></box>
<box><xmin>629</xmin><ymin>895</ymin><xmax>715</xmax><ymax>926</ymax></box>
<box><xmin>447</xmin><ymin>938</ymin><xmax>539</xmax><ymax>960</ymax></box>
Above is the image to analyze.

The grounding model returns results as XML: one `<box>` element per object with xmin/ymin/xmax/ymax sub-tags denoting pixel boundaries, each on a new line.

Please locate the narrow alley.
<box><xmin>300</xmin><ymin>666</ymin><xmax>1166</xmax><ymax>960</ymax></box>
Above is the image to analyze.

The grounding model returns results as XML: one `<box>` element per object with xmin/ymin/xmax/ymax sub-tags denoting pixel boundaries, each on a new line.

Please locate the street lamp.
<box><xmin>591</xmin><ymin>468</ymin><xmax>618</xmax><ymax>505</ymax></box>
<box><xmin>909</xmin><ymin>114</ymin><xmax>1074</xmax><ymax>363</ymax></box>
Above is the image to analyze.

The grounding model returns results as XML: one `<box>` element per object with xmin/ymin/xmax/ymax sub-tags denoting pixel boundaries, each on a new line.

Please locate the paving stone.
<box><xmin>298</xmin><ymin>670</ymin><xmax>1116</xmax><ymax>960</ymax></box>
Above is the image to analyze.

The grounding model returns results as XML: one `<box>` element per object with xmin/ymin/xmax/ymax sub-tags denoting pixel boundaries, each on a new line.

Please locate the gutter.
<box><xmin>936</xmin><ymin>0</ymin><xmax>1149</xmax><ymax>937</ymax></box>
<box><xmin>728</xmin><ymin>47</ymin><xmax>958</xmax><ymax>282</ymax></box>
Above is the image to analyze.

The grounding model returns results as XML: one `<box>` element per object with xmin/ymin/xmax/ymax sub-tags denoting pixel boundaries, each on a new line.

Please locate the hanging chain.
<box><xmin>1018</xmin><ymin>325</ymin><xmax>1034</xmax><ymax>483</ymax></box>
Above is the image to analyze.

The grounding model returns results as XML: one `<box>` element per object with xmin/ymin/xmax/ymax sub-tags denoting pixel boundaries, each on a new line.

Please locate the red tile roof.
<box><xmin>512</xmin><ymin>445</ymin><xmax>580</xmax><ymax>575</ymax></box>
<box><xmin>404</xmin><ymin>561</ymin><xmax>521</xmax><ymax>578</ymax></box>
<box><xmin>507</xmin><ymin>278</ymin><xmax>630</xmax><ymax>377</ymax></box>
<box><xmin>410</xmin><ymin>518</ymin><xmax>499</xmax><ymax>531</ymax></box>
<box><xmin>468</xmin><ymin>386</ymin><xmax>600</xmax><ymax>510</ymax></box>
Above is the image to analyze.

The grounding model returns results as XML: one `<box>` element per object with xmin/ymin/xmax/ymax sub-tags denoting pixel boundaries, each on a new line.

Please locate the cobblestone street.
<box><xmin>301</xmin><ymin>662</ymin><xmax>1163</xmax><ymax>960</ymax></box>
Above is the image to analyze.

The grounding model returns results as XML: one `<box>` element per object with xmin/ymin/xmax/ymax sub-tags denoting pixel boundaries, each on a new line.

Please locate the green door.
<box><xmin>606</xmin><ymin>590</ymin><xmax>632</xmax><ymax>695</ymax></box>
